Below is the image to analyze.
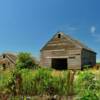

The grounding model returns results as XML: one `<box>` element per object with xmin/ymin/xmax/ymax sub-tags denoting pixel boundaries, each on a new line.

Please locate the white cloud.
<box><xmin>90</xmin><ymin>26</ymin><xmax>96</xmax><ymax>33</ymax></box>
<box><xmin>90</xmin><ymin>26</ymin><xmax>100</xmax><ymax>42</ymax></box>
<box><xmin>67</xmin><ymin>26</ymin><xmax>78</xmax><ymax>31</ymax></box>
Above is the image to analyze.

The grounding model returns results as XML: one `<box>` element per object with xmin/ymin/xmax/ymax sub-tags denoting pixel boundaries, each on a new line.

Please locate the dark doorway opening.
<box><xmin>52</xmin><ymin>58</ymin><xmax>67</xmax><ymax>70</ymax></box>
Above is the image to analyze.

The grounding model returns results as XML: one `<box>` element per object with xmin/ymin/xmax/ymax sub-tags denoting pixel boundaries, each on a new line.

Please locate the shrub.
<box><xmin>0</xmin><ymin>70</ymin><xmax>13</xmax><ymax>93</ymax></box>
<box><xmin>75</xmin><ymin>71</ymin><xmax>96</xmax><ymax>91</ymax></box>
<box><xmin>79</xmin><ymin>90</ymin><xmax>99</xmax><ymax>100</ymax></box>
<box><xmin>16</xmin><ymin>52</ymin><xmax>37</xmax><ymax>69</ymax></box>
<box><xmin>75</xmin><ymin>70</ymin><xmax>99</xmax><ymax>99</ymax></box>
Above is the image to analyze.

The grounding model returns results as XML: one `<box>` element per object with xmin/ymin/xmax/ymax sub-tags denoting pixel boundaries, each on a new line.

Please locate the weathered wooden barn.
<box><xmin>0</xmin><ymin>52</ymin><xmax>17</xmax><ymax>69</ymax></box>
<box><xmin>40</xmin><ymin>32</ymin><xmax>96</xmax><ymax>70</ymax></box>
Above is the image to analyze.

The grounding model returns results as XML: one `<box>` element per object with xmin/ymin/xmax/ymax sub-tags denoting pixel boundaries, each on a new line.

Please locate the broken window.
<box><xmin>58</xmin><ymin>34</ymin><xmax>61</xmax><ymax>38</ymax></box>
<box><xmin>3</xmin><ymin>54</ymin><xmax>6</xmax><ymax>58</ymax></box>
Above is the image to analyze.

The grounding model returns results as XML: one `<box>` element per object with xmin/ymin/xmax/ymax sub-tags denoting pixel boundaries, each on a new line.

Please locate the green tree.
<box><xmin>16</xmin><ymin>52</ymin><xmax>36</xmax><ymax>69</ymax></box>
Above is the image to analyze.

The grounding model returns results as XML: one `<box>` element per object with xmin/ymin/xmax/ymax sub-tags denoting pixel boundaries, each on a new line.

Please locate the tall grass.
<box><xmin>0</xmin><ymin>68</ymin><xmax>100</xmax><ymax>99</ymax></box>
<box><xmin>19</xmin><ymin>68</ymin><xmax>68</xmax><ymax>96</ymax></box>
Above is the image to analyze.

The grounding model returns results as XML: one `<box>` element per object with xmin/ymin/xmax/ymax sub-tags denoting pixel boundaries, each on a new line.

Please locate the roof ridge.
<box><xmin>40</xmin><ymin>32</ymin><xmax>96</xmax><ymax>53</ymax></box>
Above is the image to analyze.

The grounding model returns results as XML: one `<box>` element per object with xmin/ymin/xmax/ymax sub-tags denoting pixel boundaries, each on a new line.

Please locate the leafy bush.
<box><xmin>75</xmin><ymin>70</ymin><xmax>99</xmax><ymax>99</ymax></box>
<box><xmin>16</xmin><ymin>52</ymin><xmax>37</xmax><ymax>69</ymax></box>
<box><xmin>0</xmin><ymin>70</ymin><xmax>14</xmax><ymax>93</ymax></box>
<box><xmin>79</xmin><ymin>90</ymin><xmax>99</xmax><ymax>100</ymax></box>
<box><xmin>75</xmin><ymin>71</ymin><xmax>96</xmax><ymax>91</ymax></box>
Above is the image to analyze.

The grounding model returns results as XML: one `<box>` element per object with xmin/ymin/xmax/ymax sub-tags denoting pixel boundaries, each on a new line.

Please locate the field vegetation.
<box><xmin>0</xmin><ymin>52</ymin><xmax>100</xmax><ymax>100</ymax></box>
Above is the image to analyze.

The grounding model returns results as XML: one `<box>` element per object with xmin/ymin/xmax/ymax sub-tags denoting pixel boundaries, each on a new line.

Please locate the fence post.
<box><xmin>67</xmin><ymin>70</ymin><xmax>76</xmax><ymax>100</ymax></box>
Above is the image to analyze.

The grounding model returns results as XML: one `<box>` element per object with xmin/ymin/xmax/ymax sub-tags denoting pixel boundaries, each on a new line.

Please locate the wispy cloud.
<box><xmin>90</xmin><ymin>26</ymin><xmax>100</xmax><ymax>42</ymax></box>
<box><xmin>90</xmin><ymin>26</ymin><xmax>96</xmax><ymax>33</ymax></box>
<box><xmin>57</xmin><ymin>24</ymin><xmax>79</xmax><ymax>33</ymax></box>
<box><xmin>67</xmin><ymin>26</ymin><xmax>78</xmax><ymax>32</ymax></box>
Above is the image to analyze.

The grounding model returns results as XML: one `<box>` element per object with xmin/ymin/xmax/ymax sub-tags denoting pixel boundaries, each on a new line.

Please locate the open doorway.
<box><xmin>52</xmin><ymin>58</ymin><xmax>67</xmax><ymax>70</ymax></box>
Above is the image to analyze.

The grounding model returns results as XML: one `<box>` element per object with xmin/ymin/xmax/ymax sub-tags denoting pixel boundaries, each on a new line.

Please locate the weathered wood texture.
<box><xmin>0</xmin><ymin>53</ymin><xmax>17</xmax><ymax>68</ymax></box>
<box><xmin>81</xmin><ymin>49</ymin><xmax>96</xmax><ymax>67</ymax></box>
<box><xmin>40</xmin><ymin>32</ymin><xmax>96</xmax><ymax>69</ymax></box>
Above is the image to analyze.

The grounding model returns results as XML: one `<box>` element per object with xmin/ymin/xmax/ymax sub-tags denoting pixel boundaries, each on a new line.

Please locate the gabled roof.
<box><xmin>63</xmin><ymin>32</ymin><xmax>95</xmax><ymax>53</ymax></box>
<box><xmin>0</xmin><ymin>52</ymin><xmax>17</xmax><ymax>64</ymax></box>
<box><xmin>40</xmin><ymin>32</ymin><xmax>96</xmax><ymax>53</ymax></box>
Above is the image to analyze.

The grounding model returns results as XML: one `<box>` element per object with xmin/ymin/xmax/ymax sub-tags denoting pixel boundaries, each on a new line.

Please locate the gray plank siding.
<box><xmin>81</xmin><ymin>49</ymin><xmax>96</xmax><ymax>67</ymax></box>
<box><xmin>40</xmin><ymin>32</ymin><xmax>96</xmax><ymax>70</ymax></box>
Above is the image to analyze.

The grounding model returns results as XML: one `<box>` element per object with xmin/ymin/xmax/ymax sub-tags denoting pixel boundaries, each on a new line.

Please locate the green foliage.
<box><xmin>32</xmin><ymin>68</ymin><xmax>52</xmax><ymax>95</ymax></box>
<box><xmin>83</xmin><ymin>65</ymin><xmax>90</xmax><ymax>69</ymax></box>
<box><xmin>75</xmin><ymin>71</ymin><xmax>96</xmax><ymax>91</ymax></box>
<box><xmin>16</xmin><ymin>52</ymin><xmax>36</xmax><ymax>69</ymax></box>
<box><xmin>0</xmin><ymin>70</ymin><xmax>14</xmax><ymax>93</ymax></box>
<box><xmin>75</xmin><ymin>70</ymin><xmax>99</xmax><ymax>99</ymax></box>
<box><xmin>0</xmin><ymin>67</ymin><xmax>100</xmax><ymax>99</ymax></box>
<box><xmin>79</xmin><ymin>90</ymin><xmax>99</xmax><ymax>100</ymax></box>
<box><xmin>19</xmin><ymin>69</ymin><xmax>34</xmax><ymax>95</ymax></box>
<box><xmin>0</xmin><ymin>68</ymin><xmax>68</xmax><ymax>96</ymax></box>
<box><xmin>16</xmin><ymin>68</ymin><xmax>68</xmax><ymax>96</ymax></box>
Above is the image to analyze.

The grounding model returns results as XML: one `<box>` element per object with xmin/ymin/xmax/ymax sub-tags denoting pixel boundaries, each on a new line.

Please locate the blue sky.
<box><xmin>0</xmin><ymin>0</ymin><xmax>100</xmax><ymax>62</ymax></box>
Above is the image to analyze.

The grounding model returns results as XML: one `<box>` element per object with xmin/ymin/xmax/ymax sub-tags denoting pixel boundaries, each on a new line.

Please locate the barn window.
<box><xmin>75</xmin><ymin>54</ymin><xmax>80</xmax><ymax>55</ymax></box>
<box><xmin>3</xmin><ymin>54</ymin><xmax>6</xmax><ymax>58</ymax></box>
<box><xmin>58</xmin><ymin>34</ymin><xmax>61</xmax><ymax>38</ymax></box>
<box><xmin>69</xmin><ymin>57</ymin><xmax>75</xmax><ymax>59</ymax></box>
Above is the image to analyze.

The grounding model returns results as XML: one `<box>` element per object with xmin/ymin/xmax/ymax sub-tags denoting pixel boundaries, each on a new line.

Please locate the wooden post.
<box><xmin>15</xmin><ymin>73</ymin><xmax>22</xmax><ymax>96</ymax></box>
<box><xmin>67</xmin><ymin>70</ymin><xmax>76</xmax><ymax>100</ymax></box>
